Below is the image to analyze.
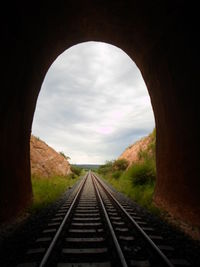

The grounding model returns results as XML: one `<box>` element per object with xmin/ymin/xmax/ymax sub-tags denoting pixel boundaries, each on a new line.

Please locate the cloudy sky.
<box><xmin>32</xmin><ymin>42</ymin><xmax>155</xmax><ymax>164</ymax></box>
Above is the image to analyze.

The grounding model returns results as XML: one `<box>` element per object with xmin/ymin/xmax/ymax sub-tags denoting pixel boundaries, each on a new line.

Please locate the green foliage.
<box><xmin>101</xmin><ymin>128</ymin><xmax>159</xmax><ymax>215</ymax></box>
<box><xmin>98</xmin><ymin>160</ymin><xmax>114</xmax><ymax>175</ymax></box>
<box><xmin>113</xmin><ymin>159</ymin><xmax>129</xmax><ymax>171</ymax></box>
<box><xmin>138</xmin><ymin>149</ymin><xmax>149</xmax><ymax>161</ymax></box>
<box><xmin>138</xmin><ymin>129</ymin><xmax>156</xmax><ymax>162</ymax></box>
<box><xmin>112</xmin><ymin>170</ymin><xmax>123</xmax><ymax>179</ymax></box>
<box><xmin>71</xmin><ymin>165</ymin><xmax>82</xmax><ymax>177</ymax></box>
<box><xmin>98</xmin><ymin>159</ymin><xmax>128</xmax><ymax>177</ymax></box>
<box><xmin>59</xmin><ymin>151</ymin><xmax>70</xmax><ymax>160</ymax></box>
<box><xmin>127</xmin><ymin>161</ymin><xmax>156</xmax><ymax>186</ymax></box>
<box><xmin>75</xmin><ymin>164</ymin><xmax>100</xmax><ymax>171</ymax></box>
<box><xmin>101</xmin><ymin>170</ymin><xmax>158</xmax><ymax>214</ymax></box>
<box><xmin>147</xmin><ymin>128</ymin><xmax>156</xmax><ymax>157</ymax></box>
<box><xmin>30</xmin><ymin>175</ymin><xmax>79</xmax><ymax>212</ymax></box>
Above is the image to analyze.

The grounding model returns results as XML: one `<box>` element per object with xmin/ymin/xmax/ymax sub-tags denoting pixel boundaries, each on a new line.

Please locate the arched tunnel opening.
<box><xmin>32</xmin><ymin>41</ymin><xmax>155</xmax><ymax>167</ymax></box>
<box><xmin>0</xmin><ymin>1</ymin><xmax>199</xmax><ymax>234</ymax></box>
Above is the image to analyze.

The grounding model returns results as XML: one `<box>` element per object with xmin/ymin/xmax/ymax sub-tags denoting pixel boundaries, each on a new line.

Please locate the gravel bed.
<box><xmin>1</xmin><ymin>175</ymin><xmax>200</xmax><ymax>267</ymax></box>
<box><xmin>0</xmin><ymin>178</ymin><xmax>81</xmax><ymax>267</ymax></box>
<box><xmin>102</xmin><ymin>177</ymin><xmax>200</xmax><ymax>267</ymax></box>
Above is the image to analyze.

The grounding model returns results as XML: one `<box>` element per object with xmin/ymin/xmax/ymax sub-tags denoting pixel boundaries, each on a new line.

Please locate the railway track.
<box><xmin>17</xmin><ymin>171</ymin><xmax>190</xmax><ymax>267</ymax></box>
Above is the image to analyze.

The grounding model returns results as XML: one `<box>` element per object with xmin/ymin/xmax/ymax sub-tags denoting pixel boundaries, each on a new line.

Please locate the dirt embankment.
<box><xmin>119</xmin><ymin>131</ymin><xmax>155</xmax><ymax>167</ymax></box>
<box><xmin>30</xmin><ymin>135</ymin><xmax>71</xmax><ymax>177</ymax></box>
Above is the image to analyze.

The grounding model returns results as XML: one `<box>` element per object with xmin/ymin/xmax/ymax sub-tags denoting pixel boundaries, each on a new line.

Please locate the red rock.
<box><xmin>30</xmin><ymin>135</ymin><xmax>71</xmax><ymax>177</ymax></box>
<box><xmin>119</xmin><ymin>134</ymin><xmax>153</xmax><ymax>167</ymax></box>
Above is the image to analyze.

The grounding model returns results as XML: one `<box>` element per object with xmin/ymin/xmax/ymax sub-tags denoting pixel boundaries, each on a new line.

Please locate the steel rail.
<box><xmin>39</xmin><ymin>173</ymin><xmax>88</xmax><ymax>267</ymax></box>
<box><xmin>92</xmin><ymin>173</ymin><xmax>174</xmax><ymax>267</ymax></box>
<box><xmin>92</xmin><ymin>173</ymin><xmax>128</xmax><ymax>267</ymax></box>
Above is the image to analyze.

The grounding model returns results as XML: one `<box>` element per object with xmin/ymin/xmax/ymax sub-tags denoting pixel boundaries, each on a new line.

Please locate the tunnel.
<box><xmin>0</xmin><ymin>1</ymin><xmax>199</xmax><ymax>231</ymax></box>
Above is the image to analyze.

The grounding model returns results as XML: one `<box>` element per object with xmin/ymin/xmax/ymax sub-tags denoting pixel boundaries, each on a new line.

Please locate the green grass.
<box><xmin>120</xmin><ymin>162</ymin><xmax>157</xmax><ymax>213</ymax></box>
<box><xmin>98</xmin><ymin>128</ymin><xmax>160</xmax><ymax>215</ymax></box>
<box><xmin>102</xmin><ymin>168</ymin><xmax>159</xmax><ymax>214</ymax></box>
<box><xmin>29</xmin><ymin>175</ymin><xmax>80</xmax><ymax>212</ymax></box>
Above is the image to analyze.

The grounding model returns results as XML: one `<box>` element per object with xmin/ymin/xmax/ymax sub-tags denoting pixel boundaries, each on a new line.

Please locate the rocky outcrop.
<box><xmin>119</xmin><ymin>131</ymin><xmax>155</xmax><ymax>167</ymax></box>
<box><xmin>30</xmin><ymin>135</ymin><xmax>71</xmax><ymax>177</ymax></box>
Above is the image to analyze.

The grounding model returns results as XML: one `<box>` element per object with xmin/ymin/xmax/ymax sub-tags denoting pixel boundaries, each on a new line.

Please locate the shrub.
<box><xmin>59</xmin><ymin>151</ymin><xmax>70</xmax><ymax>160</ymax></box>
<box><xmin>129</xmin><ymin>161</ymin><xmax>156</xmax><ymax>186</ymax></box>
<box><xmin>101</xmin><ymin>128</ymin><xmax>158</xmax><ymax>214</ymax></box>
<box><xmin>113</xmin><ymin>159</ymin><xmax>129</xmax><ymax>171</ymax></box>
<box><xmin>71</xmin><ymin>165</ymin><xmax>82</xmax><ymax>176</ymax></box>
<box><xmin>138</xmin><ymin>149</ymin><xmax>149</xmax><ymax>161</ymax></box>
<box><xmin>98</xmin><ymin>159</ymin><xmax>128</xmax><ymax>177</ymax></box>
<box><xmin>98</xmin><ymin>161</ymin><xmax>113</xmax><ymax>175</ymax></box>
<box><xmin>112</xmin><ymin>170</ymin><xmax>123</xmax><ymax>179</ymax></box>
<box><xmin>67</xmin><ymin>173</ymin><xmax>76</xmax><ymax>179</ymax></box>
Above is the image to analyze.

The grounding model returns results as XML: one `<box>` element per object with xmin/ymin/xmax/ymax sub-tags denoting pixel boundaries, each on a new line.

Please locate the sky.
<box><xmin>32</xmin><ymin>41</ymin><xmax>155</xmax><ymax>164</ymax></box>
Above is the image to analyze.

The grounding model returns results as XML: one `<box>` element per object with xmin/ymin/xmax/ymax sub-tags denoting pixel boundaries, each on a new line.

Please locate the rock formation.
<box><xmin>30</xmin><ymin>135</ymin><xmax>71</xmax><ymax>177</ymax></box>
<box><xmin>119</xmin><ymin>131</ymin><xmax>155</xmax><ymax>167</ymax></box>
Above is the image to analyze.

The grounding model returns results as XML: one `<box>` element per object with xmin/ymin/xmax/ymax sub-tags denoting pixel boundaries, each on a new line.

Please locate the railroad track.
<box><xmin>17</xmin><ymin>171</ymin><xmax>190</xmax><ymax>267</ymax></box>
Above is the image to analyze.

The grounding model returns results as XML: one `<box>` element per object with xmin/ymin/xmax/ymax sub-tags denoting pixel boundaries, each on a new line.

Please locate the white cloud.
<box><xmin>32</xmin><ymin>42</ymin><xmax>155</xmax><ymax>164</ymax></box>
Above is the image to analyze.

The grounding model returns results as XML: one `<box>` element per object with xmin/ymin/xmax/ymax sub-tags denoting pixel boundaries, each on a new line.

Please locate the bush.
<box><xmin>59</xmin><ymin>151</ymin><xmax>70</xmax><ymax>160</ymax></box>
<box><xmin>128</xmin><ymin>161</ymin><xmax>156</xmax><ymax>186</ymax></box>
<box><xmin>138</xmin><ymin>149</ymin><xmax>149</xmax><ymax>161</ymax></box>
<box><xmin>113</xmin><ymin>159</ymin><xmax>129</xmax><ymax>171</ymax></box>
<box><xmin>98</xmin><ymin>159</ymin><xmax>128</xmax><ymax>178</ymax></box>
<box><xmin>67</xmin><ymin>173</ymin><xmax>76</xmax><ymax>179</ymax></box>
<box><xmin>101</xmin><ymin>128</ymin><xmax>159</xmax><ymax>214</ymax></box>
<box><xmin>98</xmin><ymin>161</ymin><xmax>113</xmax><ymax>175</ymax></box>
<box><xmin>112</xmin><ymin>170</ymin><xmax>123</xmax><ymax>179</ymax></box>
<box><xmin>71</xmin><ymin>165</ymin><xmax>82</xmax><ymax>176</ymax></box>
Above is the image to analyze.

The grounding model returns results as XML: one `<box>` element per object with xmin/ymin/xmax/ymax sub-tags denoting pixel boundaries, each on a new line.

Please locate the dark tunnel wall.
<box><xmin>0</xmin><ymin>1</ymin><xmax>199</xmax><ymax>228</ymax></box>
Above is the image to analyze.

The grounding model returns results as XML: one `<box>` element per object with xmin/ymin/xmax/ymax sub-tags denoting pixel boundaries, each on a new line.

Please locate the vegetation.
<box><xmin>29</xmin><ymin>174</ymin><xmax>80</xmax><ymax>213</ymax></box>
<box><xmin>75</xmin><ymin>164</ymin><xmax>101</xmax><ymax>171</ymax></box>
<box><xmin>59</xmin><ymin>151</ymin><xmax>70</xmax><ymax>160</ymax></box>
<box><xmin>113</xmin><ymin>158</ymin><xmax>129</xmax><ymax>171</ymax></box>
<box><xmin>98</xmin><ymin>159</ymin><xmax>128</xmax><ymax>177</ymax></box>
<box><xmin>98</xmin><ymin>129</ymin><xmax>159</xmax><ymax>214</ymax></box>
<box><xmin>70</xmin><ymin>165</ymin><xmax>83</xmax><ymax>178</ymax></box>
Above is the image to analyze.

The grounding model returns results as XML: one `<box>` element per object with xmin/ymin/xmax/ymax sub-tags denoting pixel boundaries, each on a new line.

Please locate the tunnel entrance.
<box><xmin>32</xmin><ymin>41</ymin><xmax>155</xmax><ymax>166</ymax></box>
<box><xmin>0</xmin><ymin>1</ymin><xmax>199</xmax><ymax>231</ymax></box>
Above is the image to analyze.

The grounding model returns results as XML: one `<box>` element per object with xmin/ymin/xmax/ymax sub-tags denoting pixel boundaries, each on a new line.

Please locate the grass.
<box><xmin>29</xmin><ymin>174</ymin><xmax>80</xmax><ymax>213</ymax></box>
<box><xmin>98</xmin><ymin>128</ymin><xmax>160</xmax><ymax>215</ymax></box>
<box><xmin>101</xmin><ymin>165</ymin><xmax>159</xmax><ymax>215</ymax></box>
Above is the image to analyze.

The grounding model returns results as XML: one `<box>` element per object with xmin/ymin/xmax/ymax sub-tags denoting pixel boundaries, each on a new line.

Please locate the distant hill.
<box><xmin>73</xmin><ymin>164</ymin><xmax>101</xmax><ymax>170</ymax></box>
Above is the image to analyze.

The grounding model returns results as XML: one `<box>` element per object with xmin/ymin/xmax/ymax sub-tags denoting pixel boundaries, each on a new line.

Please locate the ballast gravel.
<box><xmin>0</xmin><ymin>176</ymin><xmax>200</xmax><ymax>267</ymax></box>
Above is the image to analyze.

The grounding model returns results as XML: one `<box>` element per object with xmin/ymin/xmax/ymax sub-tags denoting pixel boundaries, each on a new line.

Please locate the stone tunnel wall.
<box><xmin>0</xmin><ymin>1</ymin><xmax>199</xmax><ymax>229</ymax></box>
